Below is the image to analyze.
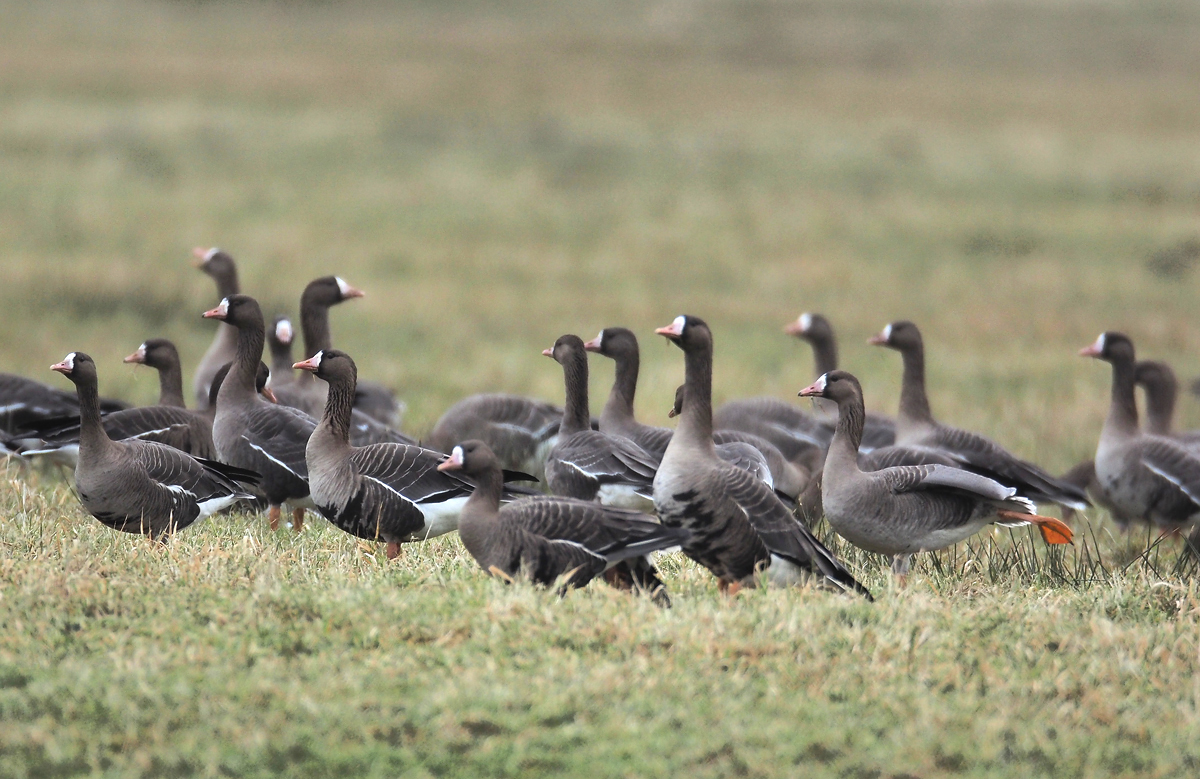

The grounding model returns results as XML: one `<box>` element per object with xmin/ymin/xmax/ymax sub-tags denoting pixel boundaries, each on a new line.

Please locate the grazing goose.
<box><xmin>800</xmin><ymin>370</ymin><xmax>1072</xmax><ymax>577</ymax></box>
<box><xmin>266</xmin><ymin>316</ymin><xmax>297</xmax><ymax>392</ymax></box>
<box><xmin>437</xmin><ymin>440</ymin><xmax>684</xmax><ymax>602</ymax></box>
<box><xmin>1081</xmin><ymin>333</ymin><xmax>1200</xmax><ymax>532</ymax></box>
<box><xmin>426</xmin><ymin>393</ymin><xmax>566</xmax><ymax>479</ymax></box>
<box><xmin>205</xmin><ymin>295</ymin><xmax>317</xmax><ymax>532</ymax></box>
<box><xmin>652</xmin><ymin>315</ymin><xmax>871</xmax><ymax>598</ymax></box>
<box><xmin>1</xmin><ymin>372</ymin><xmax>126</xmax><ymax>436</ymax></box>
<box><xmin>49</xmin><ymin>352</ymin><xmax>259</xmax><ymax>539</ymax></box>
<box><xmin>296</xmin><ymin>350</ymin><xmax>532</xmax><ymax>558</ymax></box>
<box><xmin>870</xmin><ymin>320</ymin><xmax>1089</xmax><ymax>511</ymax></box>
<box><xmin>582</xmin><ymin>327</ymin><xmax>674</xmax><ymax>455</ymax></box>
<box><xmin>543</xmin><ymin>335</ymin><xmax>659</xmax><ymax>508</ymax></box>
<box><xmin>669</xmin><ymin>384</ymin><xmax>809</xmax><ymax>499</ymax></box>
<box><xmin>270</xmin><ymin>277</ymin><xmax>413</xmax><ymax>444</ymax></box>
<box><xmin>191</xmin><ymin>247</ymin><xmax>241</xmax><ymax>410</ymax></box>
<box><xmin>785</xmin><ymin>312</ymin><xmax>896</xmax><ymax>449</ymax></box>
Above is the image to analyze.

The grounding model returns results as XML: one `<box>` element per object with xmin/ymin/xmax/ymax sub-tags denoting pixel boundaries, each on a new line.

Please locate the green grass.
<box><xmin>3</xmin><ymin>0</ymin><xmax>1200</xmax><ymax>775</ymax></box>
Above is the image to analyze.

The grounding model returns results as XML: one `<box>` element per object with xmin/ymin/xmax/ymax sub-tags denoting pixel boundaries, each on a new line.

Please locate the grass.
<box><xmin>2</xmin><ymin>0</ymin><xmax>1200</xmax><ymax>775</ymax></box>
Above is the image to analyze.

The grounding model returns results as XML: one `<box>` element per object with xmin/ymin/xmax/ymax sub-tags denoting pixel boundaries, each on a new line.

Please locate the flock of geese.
<box><xmin>3</xmin><ymin>248</ymin><xmax>1199</xmax><ymax>604</ymax></box>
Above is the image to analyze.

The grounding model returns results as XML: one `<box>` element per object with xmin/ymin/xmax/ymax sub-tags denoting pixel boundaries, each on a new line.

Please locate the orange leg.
<box><xmin>386</xmin><ymin>542</ymin><xmax>401</xmax><ymax>560</ymax></box>
<box><xmin>267</xmin><ymin>505</ymin><xmax>281</xmax><ymax>531</ymax></box>
<box><xmin>291</xmin><ymin>507</ymin><xmax>305</xmax><ymax>533</ymax></box>
<box><xmin>717</xmin><ymin>579</ymin><xmax>743</xmax><ymax>597</ymax></box>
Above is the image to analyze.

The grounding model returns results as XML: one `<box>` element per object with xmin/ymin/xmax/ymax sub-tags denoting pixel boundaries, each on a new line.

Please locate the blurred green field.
<box><xmin>3</xmin><ymin>0</ymin><xmax>1200</xmax><ymax>776</ymax></box>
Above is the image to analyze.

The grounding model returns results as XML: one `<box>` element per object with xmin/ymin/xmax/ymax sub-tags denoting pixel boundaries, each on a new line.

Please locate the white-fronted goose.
<box><xmin>296</xmin><ymin>350</ymin><xmax>533</xmax><ymax>558</ymax></box>
<box><xmin>785</xmin><ymin>312</ymin><xmax>896</xmax><ymax>449</ymax></box>
<box><xmin>270</xmin><ymin>276</ymin><xmax>413</xmax><ymax>445</ymax></box>
<box><xmin>438</xmin><ymin>440</ymin><xmax>684</xmax><ymax>603</ymax></box>
<box><xmin>543</xmin><ymin>335</ymin><xmax>659</xmax><ymax>508</ymax></box>
<box><xmin>191</xmin><ymin>247</ymin><xmax>241</xmax><ymax>410</ymax></box>
<box><xmin>583</xmin><ymin>327</ymin><xmax>674</xmax><ymax>455</ymax></box>
<box><xmin>800</xmin><ymin>370</ymin><xmax>1072</xmax><ymax>576</ymax></box>
<box><xmin>125</xmin><ymin>338</ymin><xmax>187</xmax><ymax>408</ymax></box>
<box><xmin>49</xmin><ymin>352</ymin><xmax>259</xmax><ymax>539</ymax></box>
<box><xmin>1060</xmin><ymin>359</ymin><xmax>1182</xmax><ymax>523</ymax></box>
<box><xmin>1</xmin><ymin>372</ymin><xmax>126</xmax><ymax>436</ymax></box>
<box><xmin>871</xmin><ymin>320</ymin><xmax>1089</xmax><ymax>510</ymax></box>
<box><xmin>669</xmin><ymin>384</ymin><xmax>809</xmax><ymax>499</ymax></box>
<box><xmin>426</xmin><ymin>394</ymin><xmax>565</xmax><ymax>479</ymax></box>
<box><xmin>712</xmin><ymin>396</ymin><xmax>829</xmax><ymax>467</ymax></box>
<box><xmin>266</xmin><ymin>316</ymin><xmax>297</xmax><ymax>392</ymax></box>
<box><xmin>652</xmin><ymin>315</ymin><xmax>871</xmax><ymax>598</ymax></box>
<box><xmin>1081</xmin><ymin>333</ymin><xmax>1200</xmax><ymax>532</ymax></box>
<box><xmin>205</xmin><ymin>295</ymin><xmax>317</xmax><ymax>532</ymax></box>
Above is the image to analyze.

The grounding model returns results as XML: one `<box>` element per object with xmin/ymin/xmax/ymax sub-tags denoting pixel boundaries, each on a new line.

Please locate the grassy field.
<box><xmin>2</xmin><ymin>0</ymin><xmax>1200</xmax><ymax>775</ymax></box>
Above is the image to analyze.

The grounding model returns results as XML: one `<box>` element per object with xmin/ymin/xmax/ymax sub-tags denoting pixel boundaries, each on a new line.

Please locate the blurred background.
<box><xmin>2</xmin><ymin>0</ymin><xmax>1198</xmax><ymax>471</ymax></box>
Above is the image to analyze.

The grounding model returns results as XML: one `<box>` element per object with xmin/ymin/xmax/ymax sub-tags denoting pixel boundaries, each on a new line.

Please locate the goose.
<box><xmin>668</xmin><ymin>384</ymin><xmax>809</xmax><ymax>499</ymax></box>
<box><xmin>799</xmin><ymin>370</ymin><xmax>1073</xmax><ymax>577</ymax></box>
<box><xmin>1059</xmin><ymin>359</ymin><xmax>1183</xmax><ymax>523</ymax></box>
<box><xmin>1081</xmin><ymin>332</ymin><xmax>1200</xmax><ymax>532</ymax></box>
<box><xmin>204</xmin><ymin>295</ymin><xmax>318</xmax><ymax>532</ymax></box>
<box><xmin>870</xmin><ymin>320</ymin><xmax>1089</xmax><ymax>511</ymax></box>
<box><xmin>582</xmin><ymin>327</ymin><xmax>673</xmax><ymax>455</ymax></box>
<box><xmin>437</xmin><ymin>440</ymin><xmax>685</xmax><ymax>603</ymax></box>
<box><xmin>270</xmin><ymin>276</ymin><xmax>413</xmax><ymax>445</ymax></box>
<box><xmin>266</xmin><ymin>316</ymin><xmax>297</xmax><ymax>392</ymax></box>
<box><xmin>785</xmin><ymin>312</ymin><xmax>896</xmax><ymax>449</ymax></box>
<box><xmin>542</xmin><ymin>335</ymin><xmax>659</xmax><ymax>509</ymax></box>
<box><xmin>295</xmin><ymin>350</ymin><xmax>534</xmax><ymax>558</ymax></box>
<box><xmin>11</xmin><ymin>357</ymin><xmax>274</xmax><ymax>468</ymax></box>
<box><xmin>1</xmin><ymin>372</ymin><xmax>126</xmax><ymax>436</ymax></box>
<box><xmin>191</xmin><ymin>247</ymin><xmax>241</xmax><ymax>410</ymax></box>
<box><xmin>426</xmin><ymin>393</ymin><xmax>565</xmax><ymax>478</ymax></box>
<box><xmin>125</xmin><ymin>338</ymin><xmax>187</xmax><ymax>408</ymax></box>
<box><xmin>652</xmin><ymin>315</ymin><xmax>871</xmax><ymax>598</ymax></box>
<box><xmin>48</xmin><ymin>352</ymin><xmax>259</xmax><ymax>539</ymax></box>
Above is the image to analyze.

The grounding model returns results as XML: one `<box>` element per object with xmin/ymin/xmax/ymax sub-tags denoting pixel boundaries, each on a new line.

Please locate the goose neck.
<box><xmin>897</xmin><ymin>343</ymin><xmax>934</xmax><ymax>426</ymax></box>
<box><xmin>676</xmin><ymin>340</ymin><xmax>715</xmax><ymax>448</ymax></box>
<box><xmin>559</xmin><ymin>350</ymin><xmax>592</xmax><ymax>436</ymax></box>
<box><xmin>600</xmin><ymin>349</ymin><xmax>639</xmax><ymax>431</ymax></box>
<box><xmin>1105</xmin><ymin>356</ymin><xmax>1139</xmax><ymax>437</ymax></box>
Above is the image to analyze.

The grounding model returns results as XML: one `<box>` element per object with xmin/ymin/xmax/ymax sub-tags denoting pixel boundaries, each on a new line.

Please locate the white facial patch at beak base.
<box><xmin>813</xmin><ymin>373</ymin><xmax>827</xmax><ymax>393</ymax></box>
<box><xmin>313</xmin><ymin>350</ymin><xmax>324</xmax><ymax>368</ymax></box>
<box><xmin>450</xmin><ymin>446</ymin><xmax>464</xmax><ymax>466</ymax></box>
<box><xmin>799</xmin><ymin>313</ymin><xmax>812</xmax><ymax>332</ymax></box>
<box><xmin>1094</xmin><ymin>333</ymin><xmax>1107</xmax><ymax>353</ymax></box>
<box><xmin>882</xmin><ymin>323</ymin><xmax>893</xmax><ymax>341</ymax></box>
<box><xmin>335</xmin><ymin>277</ymin><xmax>353</xmax><ymax>296</ymax></box>
<box><xmin>672</xmin><ymin>315</ymin><xmax>686</xmax><ymax>335</ymax></box>
<box><xmin>594</xmin><ymin>331</ymin><xmax>604</xmax><ymax>348</ymax></box>
<box><xmin>64</xmin><ymin>353</ymin><xmax>76</xmax><ymax>371</ymax></box>
<box><xmin>275</xmin><ymin>320</ymin><xmax>293</xmax><ymax>344</ymax></box>
<box><xmin>216</xmin><ymin>298</ymin><xmax>230</xmax><ymax>317</ymax></box>
<box><xmin>205</xmin><ymin>247</ymin><xmax>220</xmax><ymax>261</ymax></box>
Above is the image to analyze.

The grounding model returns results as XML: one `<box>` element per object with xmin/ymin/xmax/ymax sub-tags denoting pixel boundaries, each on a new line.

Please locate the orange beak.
<box><xmin>293</xmin><ymin>357</ymin><xmax>320</xmax><ymax>372</ymax></box>
<box><xmin>437</xmin><ymin>449</ymin><xmax>464</xmax><ymax>472</ymax></box>
<box><xmin>655</xmin><ymin>319</ymin><xmax>684</xmax><ymax>340</ymax></box>
<box><xmin>262</xmin><ymin>387</ymin><xmax>278</xmax><ymax>403</ymax></box>
<box><xmin>798</xmin><ymin>378</ymin><xmax>826</xmax><ymax>398</ymax></box>
<box><xmin>202</xmin><ymin>306</ymin><xmax>226</xmax><ymax>320</ymax></box>
<box><xmin>122</xmin><ymin>348</ymin><xmax>145</xmax><ymax>364</ymax></box>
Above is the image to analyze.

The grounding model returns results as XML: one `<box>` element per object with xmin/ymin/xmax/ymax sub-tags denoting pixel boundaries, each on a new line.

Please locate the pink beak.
<box><xmin>867</xmin><ymin>332</ymin><xmax>888</xmax><ymax>346</ymax></box>
<box><xmin>50</xmin><ymin>361</ymin><xmax>71</xmax><ymax>374</ymax></box>
<box><xmin>202</xmin><ymin>306</ymin><xmax>225</xmax><ymax>320</ymax></box>
<box><xmin>582</xmin><ymin>337</ymin><xmax>602</xmax><ymax>352</ymax></box>
<box><xmin>798</xmin><ymin>381</ymin><xmax>825</xmax><ymax>398</ymax></box>
<box><xmin>262</xmin><ymin>387</ymin><xmax>278</xmax><ymax>403</ymax></box>
<box><xmin>293</xmin><ymin>357</ymin><xmax>320</xmax><ymax>372</ymax></box>
<box><xmin>122</xmin><ymin>350</ymin><xmax>144</xmax><ymax>364</ymax></box>
<box><xmin>542</xmin><ymin>348</ymin><xmax>554</xmax><ymax>358</ymax></box>
<box><xmin>437</xmin><ymin>451</ymin><xmax>464</xmax><ymax>472</ymax></box>
<box><xmin>783</xmin><ymin>319</ymin><xmax>805</xmax><ymax>336</ymax></box>
<box><xmin>1079</xmin><ymin>344</ymin><xmax>1102</xmax><ymax>358</ymax></box>
<box><xmin>655</xmin><ymin>323</ymin><xmax>683</xmax><ymax>339</ymax></box>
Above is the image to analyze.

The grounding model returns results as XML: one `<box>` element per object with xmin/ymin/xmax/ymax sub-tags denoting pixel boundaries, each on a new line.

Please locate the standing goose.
<box><xmin>582</xmin><ymin>327</ymin><xmax>674</xmax><ymax>455</ymax></box>
<box><xmin>270</xmin><ymin>276</ymin><xmax>413</xmax><ymax>444</ymax></box>
<box><xmin>191</xmin><ymin>247</ymin><xmax>241</xmax><ymax>410</ymax></box>
<box><xmin>800</xmin><ymin>370</ymin><xmax>1072</xmax><ymax>577</ymax></box>
<box><xmin>669</xmin><ymin>384</ymin><xmax>810</xmax><ymax>499</ymax></box>
<box><xmin>266</xmin><ymin>316</ymin><xmax>297</xmax><ymax>393</ymax></box>
<box><xmin>1081</xmin><ymin>333</ymin><xmax>1200</xmax><ymax>532</ymax></box>
<box><xmin>870</xmin><ymin>320</ymin><xmax>1089</xmax><ymax>510</ymax></box>
<box><xmin>785</xmin><ymin>312</ymin><xmax>896</xmax><ymax>449</ymax></box>
<box><xmin>125</xmin><ymin>338</ymin><xmax>187</xmax><ymax>408</ymax></box>
<box><xmin>426</xmin><ymin>393</ymin><xmax>566</xmax><ymax>479</ymax></box>
<box><xmin>437</xmin><ymin>440</ymin><xmax>685</xmax><ymax>603</ymax></box>
<box><xmin>205</xmin><ymin>295</ymin><xmax>317</xmax><ymax>532</ymax></box>
<box><xmin>296</xmin><ymin>350</ymin><xmax>531</xmax><ymax>558</ymax></box>
<box><xmin>652</xmin><ymin>315</ymin><xmax>871</xmax><ymax>598</ymax></box>
<box><xmin>1059</xmin><ymin>360</ymin><xmax>1182</xmax><ymax>523</ymax></box>
<box><xmin>543</xmin><ymin>335</ymin><xmax>659</xmax><ymax>508</ymax></box>
<box><xmin>48</xmin><ymin>352</ymin><xmax>259</xmax><ymax>539</ymax></box>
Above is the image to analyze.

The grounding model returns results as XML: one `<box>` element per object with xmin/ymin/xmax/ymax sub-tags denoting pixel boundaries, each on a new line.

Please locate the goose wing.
<box><xmin>552</xmin><ymin>431</ymin><xmax>659</xmax><ymax>487</ymax></box>
<box><xmin>717</xmin><ymin>463</ymin><xmax>871</xmax><ymax>598</ymax></box>
<box><xmin>239</xmin><ymin>404</ymin><xmax>315</xmax><ymax>480</ymax></box>
<box><xmin>1137</xmin><ymin>437</ymin><xmax>1200</xmax><ymax>507</ymax></box>
<box><xmin>348</xmin><ymin>444</ymin><xmax>474</xmax><ymax>504</ymax></box>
